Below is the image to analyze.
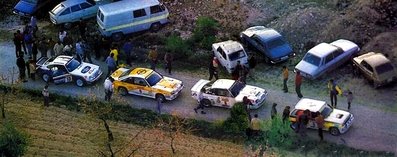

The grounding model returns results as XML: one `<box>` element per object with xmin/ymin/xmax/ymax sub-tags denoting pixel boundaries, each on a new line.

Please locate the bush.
<box><xmin>262</xmin><ymin>116</ymin><xmax>297</xmax><ymax>149</ymax></box>
<box><xmin>0</xmin><ymin>122</ymin><xmax>28</xmax><ymax>157</ymax></box>
<box><xmin>165</xmin><ymin>35</ymin><xmax>191</xmax><ymax>58</ymax></box>
<box><xmin>222</xmin><ymin>103</ymin><xmax>249</xmax><ymax>134</ymax></box>
<box><xmin>192</xmin><ymin>16</ymin><xmax>219</xmax><ymax>49</ymax></box>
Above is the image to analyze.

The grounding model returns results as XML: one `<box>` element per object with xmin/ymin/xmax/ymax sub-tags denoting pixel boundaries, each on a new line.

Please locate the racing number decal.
<box><xmin>136</xmin><ymin>69</ymin><xmax>147</xmax><ymax>75</ymax></box>
<box><xmin>218</xmin><ymin>97</ymin><xmax>229</xmax><ymax>107</ymax></box>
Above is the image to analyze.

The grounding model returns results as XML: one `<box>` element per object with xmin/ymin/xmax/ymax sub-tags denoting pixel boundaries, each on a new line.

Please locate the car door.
<box><xmin>212</xmin><ymin>89</ymin><xmax>234</xmax><ymax>108</ymax></box>
<box><xmin>132</xmin><ymin>77</ymin><xmax>153</xmax><ymax>98</ymax></box>
<box><xmin>251</xmin><ymin>35</ymin><xmax>267</xmax><ymax>55</ymax></box>
<box><xmin>360</xmin><ymin>61</ymin><xmax>374</xmax><ymax>80</ymax></box>
<box><xmin>322</xmin><ymin>53</ymin><xmax>334</xmax><ymax>74</ymax></box>
<box><xmin>216</xmin><ymin>47</ymin><xmax>227</xmax><ymax>68</ymax></box>
<box><xmin>119</xmin><ymin>77</ymin><xmax>135</xmax><ymax>94</ymax></box>
<box><xmin>51</xmin><ymin>65</ymin><xmax>72</xmax><ymax>84</ymax></box>
<box><xmin>58</xmin><ymin>7</ymin><xmax>71</xmax><ymax>23</ymax></box>
<box><xmin>70</xmin><ymin>4</ymin><xmax>83</xmax><ymax>21</ymax></box>
<box><xmin>132</xmin><ymin>8</ymin><xmax>148</xmax><ymax>31</ymax></box>
<box><xmin>79</xmin><ymin>1</ymin><xmax>94</xmax><ymax>19</ymax></box>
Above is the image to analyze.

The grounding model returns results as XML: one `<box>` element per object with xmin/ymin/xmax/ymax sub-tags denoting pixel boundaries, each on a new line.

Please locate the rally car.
<box><xmin>289</xmin><ymin>98</ymin><xmax>354</xmax><ymax>136</ymax></box>
<box><xmin>109</xmin><ymin>68</ymin><xmax>183</xmax><ymax>102</ymax></box>
<box><xmin>36</xmin><ymin>55</ymin><xmax>103</xmax><ymax>87</ymax></box>
<box><xmin>191</xmin><ymin>79</ymin><xmax>268</xmax><ymax>109</ymax></box>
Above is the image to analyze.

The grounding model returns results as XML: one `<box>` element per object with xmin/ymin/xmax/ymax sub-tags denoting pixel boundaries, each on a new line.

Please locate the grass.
<box><xmin>2</xmin><ymin>95</ymin><xmax>244</xmax><ymax>156</ymax></box>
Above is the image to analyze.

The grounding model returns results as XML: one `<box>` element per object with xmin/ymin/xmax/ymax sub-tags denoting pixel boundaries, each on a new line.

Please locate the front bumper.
<box><xmin>166</xmin><ymin>84</ymin><xmax>184</xmax><ymax>101</ymax></box>
<box><xmin>339</xmin><ymin>114</ymin><xmax>354</xmax><ymax>134</ymax></box>
<box><xmin>249</xmin><ymin>91</ymin><xmax>268</xmax><ymax>110</ymax></box>
<box><xmin>86</xmin><ymin>70</ymin><xmax>103</xmax><ymax>84</ymax></box>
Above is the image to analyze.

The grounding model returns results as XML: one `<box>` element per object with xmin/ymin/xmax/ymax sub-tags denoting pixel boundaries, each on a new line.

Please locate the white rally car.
<box><xmin>36</xmin><ymin>55</ymin><xmax>103</xmax><ymax>87</ymax></box>
<box><xmin>191</xmin><ymin>79</ymin><xmax>268</xmax><ymax>109</ymax></box>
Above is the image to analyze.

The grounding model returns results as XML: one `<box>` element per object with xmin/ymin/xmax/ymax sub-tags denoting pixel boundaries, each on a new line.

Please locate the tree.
<box><xmin>0</xmin><ymin>122</ymin><xmax>28</xmax><ymax>157</ymax></box>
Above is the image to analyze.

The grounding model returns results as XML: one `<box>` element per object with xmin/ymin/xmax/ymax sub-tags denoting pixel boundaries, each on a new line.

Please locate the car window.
<box><xmin>123</xmin><ymin>77</ymin><xmax>135</xmax><ymax>84</ymax></box>
<box><xmin>86</xmin><ymin>0</ymin><xmax>96</xmax><ymax>5</ymax></box>
<box><xmin>65</xmin><ymin>58</ymin><xmax>81</xmax><ymax>72</ymax></box>
<box><xmin>333</xmin><ymin>48</ymin><xmax>344</xmax><ymax>58</ymax></box>
<box><xmin>267</xmin><ymin>37</ymin><xmax>285</xmax><ymax>50</ymax></box>
<box><xmin>98</xmin><ymin>10</ymin><xmax>104</xmax><ymax>22</ymax></box>
<box><xmin>146</xmin><ymin>71</ymin><xmax>162</xmax><ymax>86</ymax></box>
<box><xmin>71</xmin><ymin>4</ymin><xmax>82</xmax><ymax>12</ymax></box>
<box><xmin>133</xmin><ymin>9</ymin><xmax>147</xmax><ymax>18</ymax></box>
<box><xmin>52</xmin><ymin>65</ymin><xmax>67</xmax><ymax>77</ymax></box>
<box><xmin>376</xmin><ymin>62</ymin><xmax>394</xmax><ymax>74</ymax></box>
<box><xmin>215</xmin><ymin>89</ymin><xmax>230</xmax><ymax>97</ymax></box>
<box><xmin>217</xmin><ymin>47</ymin><xmax>226</xmax><ymax>59</ymax></box>
<box><xmin>361</xmin><ymin>61</ymin><xmax>374</xmax><ymax>73</ymax></box>
<box><xmin>228</xmin><ymin>50</ymin><xmax>246</xmax><ymax>61</ymax></box>
<box><xmin>321</xmin><ymin>105</ymin><xmax>333</xmax><ymax>117</ymax></box>
<box><xmin>303</xmin><ymin>53</ymin><xmax>321</xmax><ymax>66</ymax></box>
<box><xmin>23</xmin><ymin>0</ymin><xmax>38</xmax><ymax>3</ymax></box>
<box><xmin>150</xmin><ymin>5</ymin><xmax>164</xmax><ymax>14</ymax></box>
<box><xmin>229</xmin><ymin>81</ymin><xmax>245</xmax><ymax>97</ymax></box>
<box><xmin>60</xmin><ymin>8</ymin><xmax>71</xmax><ymax>16</ymax></box>
<box><xmin>253</xmin><ymin>36</ymin><xmax>264</xmax><ymax>47</ymax></box>
<box><xmin>133</xmin><ymin>78</ymin><xmax>148</xmax><ymax>86</ymax></box>
<box><xmin>324</xmin><ymin>53</ymin><xmax>334</xmax><ymax>64</ymax></box>
<box><xmin>80</xmin><ymin>2</ymin><xmax>93</xmax><ymax>9</ymax></box>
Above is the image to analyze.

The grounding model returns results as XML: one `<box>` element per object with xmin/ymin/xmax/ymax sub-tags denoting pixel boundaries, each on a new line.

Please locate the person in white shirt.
<box><xmin>104</xmin><ymin>77</ymin><xmax>114</xmax><ymax>101</ymax></box>
<box><xmin>59</xmin><ymin>30</ymin><xmax>67</xmax><ymax>43</ymax></box>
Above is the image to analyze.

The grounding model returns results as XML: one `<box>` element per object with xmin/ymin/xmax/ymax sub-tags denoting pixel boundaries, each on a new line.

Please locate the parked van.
<box><xmin>97</xmin><ymin>0</ymin><xmax>169</xmax><ymax>40</ymax></box>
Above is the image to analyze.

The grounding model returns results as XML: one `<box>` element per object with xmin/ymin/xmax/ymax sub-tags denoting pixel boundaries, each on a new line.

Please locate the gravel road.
<box><xmin>0</xmin><ymin>42</ymin><xmax>396</xmax><ymax>154</ymax></box>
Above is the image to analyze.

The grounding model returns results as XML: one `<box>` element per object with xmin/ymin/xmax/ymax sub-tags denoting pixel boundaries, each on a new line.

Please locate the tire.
<box><xmin>150</xmin><ymin>22</ymin><xmax>161</xmax><ymax>32</ymax></box>
<box><xmin>329</xmin><ymin>127</ymin><xmax>340</xmax><ymax>136</ymax></box>
<box><xmin>118</xmin><ymin>87</ymin><xmax>128</xmax><ymax>96</ymax></box>
<box><xmin>155</xmin><ymin>94</ymin><xmax>165</xmax><ymax>103</ymax></box>
<box><xmin>75</xmin><ymin>78</ymin><xmax>85</xmax><ymax>87</ymax></box>
<box><xmin>64</xmin><ymin>23</ymin><xmax>72</xmax><ymax>29</ymax></box>
<box><xmin>42</xmin><ymin>73</ymin><xmax>50</xmax><ymax>82</ymax></box>
<box><xmin>201</xmin><ymin>99</ymin><xmax>212</xmax><ymax>107</ymax></box>
<box><xmin>111</xmin><ymin>32</ymin><xmax>124</xmax><ymax>41</ymax></box>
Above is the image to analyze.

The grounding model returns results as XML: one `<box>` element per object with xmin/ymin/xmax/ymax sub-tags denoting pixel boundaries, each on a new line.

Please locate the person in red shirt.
<box><xmin>295</xmin><ymin>71</ymin><xmax>303</xmax><ymax>98</ymax></box>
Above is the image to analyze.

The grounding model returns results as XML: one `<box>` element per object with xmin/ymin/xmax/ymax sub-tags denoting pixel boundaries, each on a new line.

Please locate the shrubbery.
<box><xmin>192</xmin><ymin>16</ymin><xmax>219</xmax><ymax>50</ymax></box>
<box><xmin>0</xmin><ymin>122</ymin><xmax>28</xmax><ymax>157</ymax></box>
<box><xmin>222</xmin><ymin>103</ymin><xmax>249</xmax><ymax>134</ymax></box>
<box><xmin>165</xmin><ymin>35</ymin><xmax>191</xmax><ymax>59</ymax></box>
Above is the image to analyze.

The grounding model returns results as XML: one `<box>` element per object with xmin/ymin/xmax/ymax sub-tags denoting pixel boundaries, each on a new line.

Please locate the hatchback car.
<box><xmin>295</xmin><ymin>39</ymin><xmax>360</xmax><ymax>79</ymax></box>
<box><xmin>212</xmin><ymin>40</ymin><xmax>248</xmax><ymax>73</ymax></box>
<box><xmin>191</xmin><ymin>79</ymin><xmax>268</xmax><ymax>109</ymax></box>
<box><xmin>49</xmin><ymin>0</ymin><xmax>111</xmax><ymax>28</ymax></box>
<box><xmin>110</xmin><ymin>68</ymin><xmax>184</xmax><ymax>102</ymax></box>
<box><xmin>353</xmin><ymin>52</ymin><xmax>397</xmax><ymax>88</ymax></box>
<box><xmin>240</xmin><ymin>26</ymin><xmax>294</xmax><ymax>63</ymax></box>
<box><xmin>289</xmin><ymin>98</ymin><xmax>354</xmax><ymax>136</ymax></box>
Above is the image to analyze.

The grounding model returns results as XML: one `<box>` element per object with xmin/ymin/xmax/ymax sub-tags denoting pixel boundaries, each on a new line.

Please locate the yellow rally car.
<box><xmin>110</xmin><ymin>68</ymin><xmax>183</xmax><ymax>102</ymax></box>
<box><xmin>289</xmin><ymin>98</ymin><xmax>354</xmax><ymax>136</ymax></box>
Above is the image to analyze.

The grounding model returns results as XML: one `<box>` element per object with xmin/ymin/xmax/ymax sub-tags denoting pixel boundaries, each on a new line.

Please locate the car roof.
<box><xmin>294</xmin><ymin>98</ymin><xmax>326</xmax><ymax>112</ymax></box>
<box><xmin>211</xmin><ymin>79</ymin><xmax>236</xmax><ymax>89</ymax></box>
<box><xmin>61</xmin><ymin>0</ymin><xmax>87</xmax><ymax>6</ymax></box>
<box><xmin>362</xmin><ymin>52</ymin><xmax>391</xmax><ymax>67</ymax></box>
<box><xmin>49</xmin><ymin>55</ymin><xmax>73</xmax><ymax>65</ymax></box>
<box><xmin>129</xmin><ymin>68</ymin><xmax>153</xmax><ymax>78</ymax></box>
<box><xmin>99</xmin><ymin>0</ymin><xmax>160</xmax><ymax>15</ymax></box>
<box><xmin>256</xmin><ymin>29</ymin><xmax>282</xmax><ymax>42</ymax></box>
<box><xmin>213</xmin><ymin>40</ymin><xmax>244</xmax><ymax>55</ymax></box>
<box><xmin>308</xmin><ymin>43</ymin><xmax>338</xmax><ymax>58</ymax></box>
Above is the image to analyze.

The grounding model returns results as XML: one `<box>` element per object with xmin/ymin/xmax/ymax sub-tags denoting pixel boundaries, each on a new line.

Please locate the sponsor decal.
<box><xmin>81</xmin><ymin>66</ymin><xmax>91</xmax><ymax>74</ymax></box>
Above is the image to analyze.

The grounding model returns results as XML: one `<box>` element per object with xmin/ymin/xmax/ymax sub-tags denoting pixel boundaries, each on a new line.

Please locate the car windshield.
<box><xmin>376</xmin><ymin>63</ymin><xmax>394</xmax><ymax>74</ymax></box>
<box><xmin>65</xmin><ymin>59</ymin><xmax>81</xmax><ymax>72</ymax></box>
<box><xmin>303</xmin><ymin>53</ymin><xmax>321</xmax><ymax>66</ymax></box>
<box><xmin>228</xmin><ymin>50</ymin><xmax>246</xmax><ymax>61</ymax></box>
<box><xmin>51</xmin><ymin>4</ymin><xmax>65</xmax><ymax>14</ymax></box>
<box><xmin>87</xmin><ymin>0</ymin><xmax>96</xmax><ymax>5</ymax></box>
<box><xmin>120</xmin><ymin>69</ymin><xmax>133</xmax><ymax>78</ymax></box>
<box><xmin>267</xmin><ymin>37</ymin><xmax>286</xmax><ymax>50</ymax></box>
<box><xmin>321</xmin><ymin>105</ymin><xmax>333</xmax><ymax>117</ymax></box>
<box><xmin>229</xmin><ymin>81</ymin><xmax>245</xmax><ymax>97</ymax></box>
<box><xmin>146</xmin><ymin>71</ymin><xmax>163</xmax><ymax>86</ymax></box>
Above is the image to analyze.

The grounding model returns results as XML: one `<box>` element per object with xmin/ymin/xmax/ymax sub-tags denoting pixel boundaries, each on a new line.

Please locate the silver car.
<box><xmin>49</xmin><ymin>0</ymin><xmax>111</xmax><ymax>28</ymax></box>
<box><xmin>295</xmin><ymin>39</ymin><xmax>360</xmax><ymax>79</ymax></box>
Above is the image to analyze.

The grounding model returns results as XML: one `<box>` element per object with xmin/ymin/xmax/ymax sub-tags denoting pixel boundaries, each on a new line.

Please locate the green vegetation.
<box><xmin>0</xmin><ymin>122</ymin><xmax>28</xmax><ymax>157</ymax></box>
<box><xmin>192</xmin><ymin>16</ymin><xmax>219</xmax><ymax>50</ymax></box>
<box><xmin>222</xmin><ymin>103</ymin><xmax>249</xmax><ymax>135</ymax></box>
<box><xmin>165</xmin><ymin>35</ymin><xmax>191</xmax><ymax>58</ymax></box>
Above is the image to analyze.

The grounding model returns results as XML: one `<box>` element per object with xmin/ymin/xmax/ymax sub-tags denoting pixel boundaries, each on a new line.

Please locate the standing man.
<box><xmin>148</xmin><ymin>47</ymin><xmax>158</xmax><ymax>70</ymax></box>
<box><xmin>328</xmin><ymin>79</ymin><xmax>342</xmax><ymax>108</ymax></box>
<box><xmin>78</xmin><ymin>19</ymin><xmax>87</xmax><ymax>39</ymax></box>
<box><xmin>295</xmin><ymin>71</ymin><xmax>303</xmax><ymax>98</ymax></box>
<box><xmin>122</xmin><ymin>39</ymin><xmax>133</xmax><ymax>66</ymax></box>
<box><xmin>315</xmin><ymin>111</ymin><xmax>324</xmax><ymax>141</ymax></box>
<box><xmin>29</xmin><ymin>59</ymin><xmax>36</xmax><ymax>80</ymax></box>
<box><xmin>42</xmin><ymin>85</ymin><xmax>49</xmax><ymax>107</ymax></box>
<box><xmin>53</xmin><ymin>40</ymin><xmax>64</xmax><ymax>56</ymax></box>
<box><xmin>282</xmin><ymin>106</ymin><xmax>290</xmax><ymax>123</ymax></box>
<box><xmin>298</xmin><ymin>109</ymin><xmax>309</xmax><ymax>137</ymax></box>
<box><xmin>242</xmin><ymin>96</ymin><xmax>252</xmax><ymax>121</ymax></box>
<box><xmin>104</xmin><ymin>77</ymin><xmax>114</xmax><ymax>101</ymax></box>
<box><xmin>157</xmin><ymin>98</ymin><xmax>162</xmax><ymax>114</ymax></box>
<box><xmin>164</xmin><ymin>52</ymin><xmax>173</xmax><ymax>75</ymax></box>
<box><xmin>13</xmin><ymin>32</ymin><xmax>22</xmax><ymax>57</ymax></box>
<box><xmin>24</xmin><ymin>31</ymin><xmax>33</xmax><ymax>57</ymax></box>
<box><xmin>16</xmin><ymin>55</ymin><xmax>27</xmax><ymax>82</ymax></box>
<box><xmin>250</xmin><ymin>114</ymin><xmax>261</xmax><ymax>136</ymax></box>
<box><xmin>282</xmin><ymin>66</ymin><xmax>289</xmax><ymax>93</ymax></box>
<box><xmin>105</xmin><ymin>53</ymin><xmax>116</xmax><ymax>77</ymax></box>
<box><xmin>271</xmin><ymin>103</ymin><xmax>278</xmax><ymax>119</ymax></box>
<box><xmin>110</xmin><ymin>45</ymin><xmax>119</xmax><ymax>66</ymax></box>
<box><xmin>346</xmin><ymin>90</ymin><xmax>353</xmax><ymax>110</ymax></box>
<box><xmin>38</xmin><ymin>37</ymin><xmax>48</xmax><ymax>58</ymax></box>
<box><xmin>47</xmin><ymin>38</ymin><xmax>56</xmax><ymax>57</ymax></box>
<box><xmin>208</xmin><ymin>57</ymin><xmax>219</xmax><ymax>80</ymax></box>
<box><xmin>75</xmin><ymin>39</ymin><xmax>84</xmax><ymax>62</ymax></box>
<box><xmin>232</xmin><ymin>61</ymin><xmax>242</xmax><ymax>81</ymax></box>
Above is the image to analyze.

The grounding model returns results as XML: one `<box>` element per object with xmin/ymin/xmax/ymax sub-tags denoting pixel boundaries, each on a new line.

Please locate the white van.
<box><xmin>97</xmin><ymin>0</ymin><xmax>169</xmax><ymax>40</ymax></box>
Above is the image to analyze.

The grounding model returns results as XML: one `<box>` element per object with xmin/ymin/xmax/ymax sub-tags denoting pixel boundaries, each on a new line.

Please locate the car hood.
<box><xmin>110</xmin><ymin>68</ymin><xmax>129</xmax><ymax>80</ymax></box>
<box><xmin>325</xmin><ymin>109</ymin><xmax>351</xmax><ymax>124</ymax></box>
<box><xmin>14</xmin><ymin>0</ymin><xmax>36</xmax><ymax>15</ymax></box>
<box><xmin>191</xmin><ymin>79</ymin><xmax>210</xmax><ymax>93</ymax></box>
<box><xmin>152</xmin><ymin>77</ymin><xmax>183</xmax><ymax>93</ymax></box>
<box><xmin>269</xmin><ymin>44</ymin><xmax>293</xmax><ymax>58</ymax></box>
<box><xmin>235</xmin><ymin>85</ymin><xmax>266</xmax><ymax>103</ymax></box>
<box><xmin>295</xmin><ymin>60</ymin><xmax>318</xmax><ymax>77</ymax></box>
<box><xmin>70</xmin><ymin>62</ymin><xmax>101</xmax><ymax>78</ymax></box>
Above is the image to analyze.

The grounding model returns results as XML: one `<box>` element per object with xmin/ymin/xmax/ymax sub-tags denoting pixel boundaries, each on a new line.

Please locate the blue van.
<box><xmin>13</xmin><ymin>0</ymin><xmax>53</xmax><ymax>16</ymax></box>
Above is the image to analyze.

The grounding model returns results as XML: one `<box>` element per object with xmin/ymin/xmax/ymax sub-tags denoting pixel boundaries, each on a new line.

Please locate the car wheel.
<box><xmin>155</xmin><ymin>94</ymin><xmax>165</xmax><ymax>103</ymax></box>
<box><xmin>329</xmin><ymin>127</ymin><xmax>340</xmax><ymax>136</ymax></box>
<box><xmin>42</xmin><ymin>73</ymin><xmax>50</xmax><ymax>82</ymax></box>
<box><xmin>64</xmin><ymin>23</ymin><xmax>72</xmax><ymax>29</ymax></box>
<box><xmin>118</xmin><ymin>87</ymin><xmax>128</xmax><ymax>96</ymax></box>
<box><xmin>111</xmin><ymin>32</ymin><xmax>124</xmax><ymax>41</ymax></box>
<box><xmin>75</xmin><ymin>78</ymin><xmax>85</xmax><ymax>87</ymax></box>
<box><xmin>150</xmin><ymin>22</ymin><xmax>161</xmax><ymax>32</ymax></box>
<box><xmin>201</xmin><ymin>99</ymin><xmax>212</xmax><ymax>107</ymax></box>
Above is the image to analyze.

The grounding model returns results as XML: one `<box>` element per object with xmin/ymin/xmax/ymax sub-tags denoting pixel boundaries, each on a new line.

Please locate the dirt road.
<box><xmin>0</xmin><ymin>42</ymin><xmax>396</xmax><ymax>154</ymax></box>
